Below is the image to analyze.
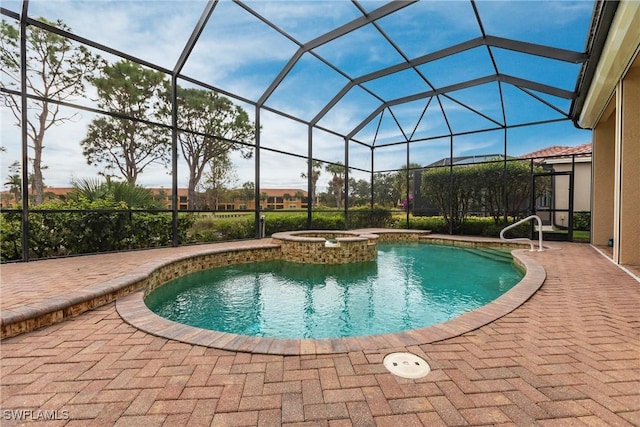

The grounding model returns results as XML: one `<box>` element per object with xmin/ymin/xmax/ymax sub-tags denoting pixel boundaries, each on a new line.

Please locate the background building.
<box><xmin>520</xmin><ymin>143</ymin><xmax>592</xmax><ymax>230</ymax></box>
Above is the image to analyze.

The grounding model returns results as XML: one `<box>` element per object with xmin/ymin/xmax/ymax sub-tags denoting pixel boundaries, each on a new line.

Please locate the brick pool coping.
<box><xmin>0</xmin><ymin>231</ymin><xmax>541</xmax><ymax>343</ymax></box>
<box><xmin>0</xmin><ymin>240</ymin><xmax>281</xmax><ymax>339</ymax></box>
<box><xmin>115</xmin><ymin>234</ymin><xmax>545</xmax><ymax>355</ymax></box>
<box><xmin>0</xmin><ymin>229</ymin><xmax>428</xmax><ymax>338</ymax></box>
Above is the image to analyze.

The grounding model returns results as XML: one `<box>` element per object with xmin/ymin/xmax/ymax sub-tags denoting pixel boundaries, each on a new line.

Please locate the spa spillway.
<box><xmin>270</xmin><ymin>230</ymin><xmax>379</xmax><ymax>264</ymax></box>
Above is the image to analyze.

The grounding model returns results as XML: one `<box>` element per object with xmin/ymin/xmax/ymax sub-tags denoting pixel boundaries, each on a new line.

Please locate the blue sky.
<box><xmin>1</xmin><ymin>0</ymin><xmax>595</xmax><ymax>192</ymax></box>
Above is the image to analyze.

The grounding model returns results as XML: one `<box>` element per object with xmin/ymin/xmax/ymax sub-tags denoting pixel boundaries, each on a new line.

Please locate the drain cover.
<box><xmin>383</xmin><ymin>352</ymin><xmax>431</xmax><ymax>379</ymax></box>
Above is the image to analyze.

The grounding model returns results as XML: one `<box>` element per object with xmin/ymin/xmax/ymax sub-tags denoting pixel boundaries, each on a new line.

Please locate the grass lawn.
<box><xmin>542</xmin><ymin>229</ymin><xmax>590</xmax><ymax>243</ymax></box>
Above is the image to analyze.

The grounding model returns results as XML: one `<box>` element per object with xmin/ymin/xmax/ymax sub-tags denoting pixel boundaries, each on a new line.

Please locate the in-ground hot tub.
<box><xmin>270</xmin><ymin>230</ymin><xmax>379</xmax><ymax>264</ymax></box>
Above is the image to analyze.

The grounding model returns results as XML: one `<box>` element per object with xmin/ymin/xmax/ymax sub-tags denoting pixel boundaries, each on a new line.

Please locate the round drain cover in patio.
<box><xmin>383</xmin><ymin>352</ymin><xmax>431</xmax><ymax>379</ymax></box>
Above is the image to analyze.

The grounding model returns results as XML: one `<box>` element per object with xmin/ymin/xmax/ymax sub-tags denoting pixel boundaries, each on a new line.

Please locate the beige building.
<box><xmin>520</xmin><ymin>143</ymin><xmax>592</xmax><ymax>228</ymax></box>
<box><xmin>576</xmin><ymin>1</ymin><xmax>639</xmax><ymax>267</ymax></box>
<box><xmin>2</xmin><ymin>187</ymin><xmax>308</xmax><ymax>213</ymax></box>
<box><xmin>213</xmin><ymin>188</ymin><xmax>309</xmax><ymax>211</ymax></box>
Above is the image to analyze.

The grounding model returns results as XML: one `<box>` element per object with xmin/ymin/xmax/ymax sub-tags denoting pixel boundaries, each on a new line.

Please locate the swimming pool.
<box><xmin>145</xmin><ymin>243</ymin><xmax>523</xmax><ymax>339</ymax></box>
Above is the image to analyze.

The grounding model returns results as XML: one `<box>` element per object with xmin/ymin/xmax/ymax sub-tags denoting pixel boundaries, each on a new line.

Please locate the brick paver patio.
<box><xmin>1</xmin><ymin>240</ymin><xmax>639</xmax><ymax>426</ymax></box>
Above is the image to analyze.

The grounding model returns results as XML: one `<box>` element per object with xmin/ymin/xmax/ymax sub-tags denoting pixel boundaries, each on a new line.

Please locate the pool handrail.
<box><xmin>500</xmin><ymin>215</ymin><xmax>544</xmax><ymax>252</ymax></box>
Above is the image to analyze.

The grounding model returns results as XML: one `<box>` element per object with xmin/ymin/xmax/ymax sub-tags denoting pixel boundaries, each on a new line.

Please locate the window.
<box><xmin>537</xmin><ymin>192</ymin><xmax>551</xmax><ymax>209</ymax></box>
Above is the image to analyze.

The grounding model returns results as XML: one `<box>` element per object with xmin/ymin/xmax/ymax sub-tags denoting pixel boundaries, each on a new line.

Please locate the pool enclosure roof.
<box><xmin>1</xmin><ymin>0</ymin><xmax>614</xmax><ymax>153</ymax></box>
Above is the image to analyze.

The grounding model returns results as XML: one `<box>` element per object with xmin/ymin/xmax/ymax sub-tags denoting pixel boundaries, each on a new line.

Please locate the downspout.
<box><xmin>570</xmin><ymin>1</ymin><xmax>620</xmax><ymax>126</ymax></box>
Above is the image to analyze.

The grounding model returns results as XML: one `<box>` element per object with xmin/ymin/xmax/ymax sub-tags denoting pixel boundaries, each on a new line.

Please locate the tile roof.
<box><xmin>519</xmin><ymin>142</ymin><xmax>592</xmax><ymax>159</ymax></box>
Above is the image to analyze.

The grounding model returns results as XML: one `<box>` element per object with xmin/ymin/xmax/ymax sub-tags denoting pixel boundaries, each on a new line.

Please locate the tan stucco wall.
<box><xmin>550</xmin><ymin>161</ymin><xmax>592</xmax><ymax>222</ymax></box>
<box><xmin>551</xmin><ymin>173</ymin><xmax>571</xmax><ymax>227</ymax></box>
<box><xmin>591</xmin><ymin>109</ymin><xmax>615</xmax><ymax>246</ymax></box>
<box><xmin>573</xmin><ymin>162</ymin><xmax>594</xmax><ymax>213</ymax></box>
<box><xmin>620</xmin><ymin>63</ymin><xmax>640</xmax><ymax>265</ymax></box>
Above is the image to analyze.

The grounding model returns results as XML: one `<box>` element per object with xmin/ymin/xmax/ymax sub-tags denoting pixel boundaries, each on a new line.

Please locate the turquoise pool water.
<box><xmin>145</xmin><ymin>244</ymin><xmax>523</xmax><ymax>339</ymax></box>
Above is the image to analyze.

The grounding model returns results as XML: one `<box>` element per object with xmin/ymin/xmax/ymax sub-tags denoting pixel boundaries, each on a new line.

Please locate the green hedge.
<box><xmin>189</xmin><ymin>212</ymin><xmax>347</xmax><ymax>242</ymax></box>
<box><xmin>573</xmin><ymin>211</ymin><xmax>590</xmax><ymax>231</ymax></box>
<box><xmin>392</xmin><ymin>214</ymin><xmax>530</xmax><ymax>237</ymax></box>
<box><xmin>347</xmin><ymin>207</ymin><xmax>393</xmax><ymax>229</ymax></box>
<box><xmin>2</xmin><ymin>205</ymin><xmax>537</xmax><ymax>262</ymax></box>
<box><xmin>1</xmin><ymin>199</ymin><xmax>194</xmax><ymax>262</ymax></box>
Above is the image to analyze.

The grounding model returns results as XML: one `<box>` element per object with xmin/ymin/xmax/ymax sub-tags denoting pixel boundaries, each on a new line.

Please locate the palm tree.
<box><xmin>325</xmin><ymin>162</ymin><xmax>347</xmax><ymax>208</ymax></box>
<box><xmin>4</xmin><ymin>173</ymin><xmax>21</xmax><ymax>205</ymax></box>
<box><xmin>69</xmin><ymin>177</ymin><xmax>157</xmax><ymax>208</ymax></box>
<box><xmin>301</xmin><ymin>160</ymin><xmax>322</xmax><ymax>207</ymax></box>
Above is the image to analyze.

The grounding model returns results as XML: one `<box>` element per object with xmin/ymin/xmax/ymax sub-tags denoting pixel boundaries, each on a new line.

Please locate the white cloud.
<box><xmin>1</xmin><ymin>0</ymin><xmax>596</xmax><ymax>193</ymax></box>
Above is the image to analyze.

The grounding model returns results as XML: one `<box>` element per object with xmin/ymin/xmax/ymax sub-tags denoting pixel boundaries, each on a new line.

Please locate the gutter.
<box><xmin>570</xmin><ymin>1</ymin><xmax>620</xmax><ymax>128</ymax></box>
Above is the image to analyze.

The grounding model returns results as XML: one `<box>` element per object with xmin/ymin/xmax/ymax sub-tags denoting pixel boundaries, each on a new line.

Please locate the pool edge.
<box><xmin>116</xmin><ymin>236</ymin><xmax>545</xmax><ymax>355</ymax></box>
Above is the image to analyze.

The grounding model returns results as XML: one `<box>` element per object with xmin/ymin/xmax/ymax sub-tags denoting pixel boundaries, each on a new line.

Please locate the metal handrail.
<box><xmin>500</xmin><ymin>215</ymin><xmax>544</xmax><ymax>252</ymax></box>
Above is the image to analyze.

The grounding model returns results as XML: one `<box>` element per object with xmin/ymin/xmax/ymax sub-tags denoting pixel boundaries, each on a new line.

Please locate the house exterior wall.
<box><xmin>591</xmin><ymin>111</ymin><xmax>616</xmax><ymax>247</ymax></box>
<box><xmin>619</xmin><ymin>63</ymin><xmax>640</xmax><ymax>265</ymax></box>
<box><xmin>580</xmin><ymin>1</ymin><xmax>639</xmax><ymax>267</ymax></box>
<box><xmin>590</xmin><ymin>67</ymin><xmax>640</xmax><ymax>265</ymax></box>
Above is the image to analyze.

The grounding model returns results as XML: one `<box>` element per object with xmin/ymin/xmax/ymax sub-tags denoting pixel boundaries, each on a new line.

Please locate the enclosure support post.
<box><xmin>529</xmin><ymin>158</ymin><xmax>535</xmax><ymax>240</ymax></box>
<box><xmin>502</xmin><ymin>127</ymin><xmax>508</xmax><ymax>225</ymax></box>
<box><xmin>170</xmin><ymin>76</ymin><xmax>179</xmax><ymax>246</ymax></box>
<box><xmin>569</xmin><ymin>155</ymin><xmax>575</xmax><ymax>242</ymax></box>
<box><xmin>448</xmin><ymin>135</ymin><xmax>453</xmax><ymax>235</ymax></box>
<box><xmin>254</xmin><ymin>108</ymin><xmax>262</xmax><ymax>238</ymax></box>
<box><xmin>20</xmin><ymin>1</ymin><xmax>30</xmax><ymax>261</ymax></box>
<box><xmin>370</xmin><ymin>147</ymin><xmax>375</xmax><ymax>209</ymax></box>
<box><xmin>307</xmin><ymin>125</ymin><xmax>313</xmax><ymax>230</ymax></box>
<box><xmin>405</xmin><ymin>137</ymin><xmax>410</xmax><ymax>229</ymax></box>
<box><xmin>344</xmin><ymin>137</ymin><xmax>349</xmax><ymax>229</ymax></box>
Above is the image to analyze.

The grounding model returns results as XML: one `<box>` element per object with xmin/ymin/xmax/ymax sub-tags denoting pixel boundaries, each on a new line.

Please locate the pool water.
<box><xmin>145</xmin><ymin>244</ymin><xmax>523</xmax><ymax>339</ymax></box>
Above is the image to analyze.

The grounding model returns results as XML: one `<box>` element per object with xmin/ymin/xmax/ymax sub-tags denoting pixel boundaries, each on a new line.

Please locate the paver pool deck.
<box><xmin>1</xmin><ymin>236</ymin><xmax>639</xmax><ymax>426</ymax></box>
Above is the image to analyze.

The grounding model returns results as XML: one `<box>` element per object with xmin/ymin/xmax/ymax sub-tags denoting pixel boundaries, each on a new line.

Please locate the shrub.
<box><xmin>419</xmin><ymin>159</ymin><xmax>547</xmax><ymax>230</ymax></box>
<box><xmin>391</xmin><ymin>214</ymin><xmax>530</xmax><ymax>237</ymax></box>
<box><xmin>212</xmin><ymin>218</ymin><xmax>254</xmax><ymax>241</ymax></box>
<box><xmin>347</xmin><ymin>207</ymin><xmax>393</xmax><ymax>228</ymax></box>
<box><xmin>0</xmin><ymin>199</ymin><xmax>195</xmax><ymax>262</ymax></box>
<box><xmin>310</xmin><ymin>213</ymin><xmax>345</xmax><ymax>230</ymax></box>
<box><xmin>573</xmin><ymin>211</ymin><xmax>590</xmax><ymax>231</ymax></box>
<box><xmin>0</xmin><ymin>212</ymin><xmax>23</xmax><ymax>262</ymax></box>
<box><xmin>264</xmin><ymin>213</ymin><xmax>308</xmax><ymax>234</ymax></box>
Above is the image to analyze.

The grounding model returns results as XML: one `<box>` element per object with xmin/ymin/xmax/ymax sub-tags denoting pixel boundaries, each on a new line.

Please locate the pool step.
<box><xmin>462</xmin><ymin>247</ymin><xmax>513</xmax><ymax>263</ymax></box>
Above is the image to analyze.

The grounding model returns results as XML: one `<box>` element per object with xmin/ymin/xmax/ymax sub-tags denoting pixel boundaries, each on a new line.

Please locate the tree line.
<box><xmin>2</xmin><ymin>18</ymin><xmax>540</xmax><ymax>216</ymax></box>
<box><xmin>1</xmin><ymin>18</ymin><xmax>254</xmax><ymax>210</ymax></box>
<box><xmin>303</xmin><ymin>160</ymin><xmax>420</xmax><ymax>209</ymax></box>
